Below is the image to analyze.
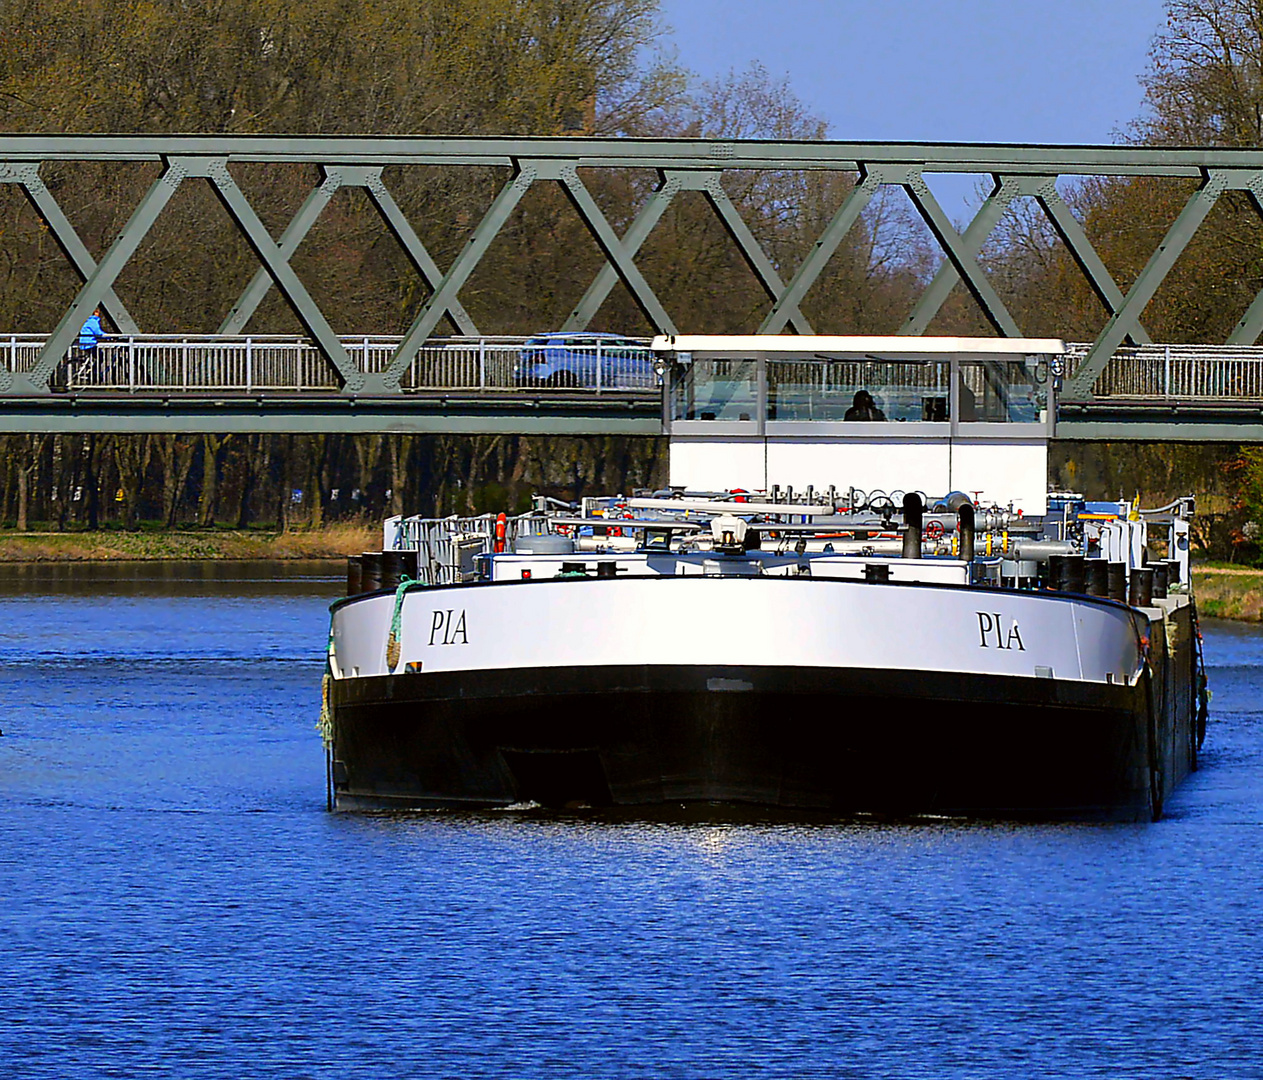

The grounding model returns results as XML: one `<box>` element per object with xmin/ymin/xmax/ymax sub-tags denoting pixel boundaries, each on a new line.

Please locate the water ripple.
<box><xmin>0</xmin><ymin>566</ymin><xmax>1259</xmax><ymax>1078</ymax></box>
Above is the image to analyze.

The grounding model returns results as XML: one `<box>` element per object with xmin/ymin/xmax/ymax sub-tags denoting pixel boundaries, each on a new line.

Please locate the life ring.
<box><xmin>494</xmin><ymin>512</ymin><xmax>507</xmax><ymax>554</ymax></box>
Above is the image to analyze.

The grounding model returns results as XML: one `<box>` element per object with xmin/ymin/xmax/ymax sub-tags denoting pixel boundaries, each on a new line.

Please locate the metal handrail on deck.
<box><xmin>389</xmin><ymin>514</ymin><xmax>524</xmax><ymax>586</ymax></box>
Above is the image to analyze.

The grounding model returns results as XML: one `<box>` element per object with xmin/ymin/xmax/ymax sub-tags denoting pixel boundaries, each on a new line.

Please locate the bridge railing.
<box><xmin>8</xmin><ymin>332</ymin><xmax>1263</xmax><ymax>404</ymax></box>
<box><xmin>1062</xmin><ymin>343</ymin><xmax>1263</xmax><ymax>402</ymax></box>
<box><xmin>0</xmin><ymin>334</ymin><xmax>660</xmax><ymax>394</ymax></box>
<box><xmin>0</xmin><ymin>335</ymin><xmax>46</xmax><ymax>377</ymax></box>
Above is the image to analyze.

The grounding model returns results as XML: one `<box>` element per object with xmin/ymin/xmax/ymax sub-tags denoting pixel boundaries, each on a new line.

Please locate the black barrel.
<box><xmin>380</xmin><ymin>550</ymin><xmax>408</xmax><ymax>589</ymax></box>
<box><xmin>1062</xmin><ymin>554</ymin><xmax>1086</xmax><ymax>594</ymax></box>
<box><xmin>902</xmin><ymin>492</ymin><xmax>924</xmax><ymax>560</ymax></box>
<box><xmin>361</xmin><ymin>552</ymin><xmax>384</xmax><ymax>592</ymax></box>
<box><xmin>378</xmin><ymin>550</ymin><xmax>418</xmax><ymax>588</ymax></box>
<box><xmin>1086</xmin><ymin>558</ymin><xmax>1110</xmax><ymax>598</ymax></box>
<box><xmin>346</xmin><ymin>554</ymin><xmax>363</xmax><ymax>597</ymax></box>
<box><xmin>1151</xmin><ymin>562</ymin><xmax>1169</xmax><ymax>600</ymax></box>
<box><xmin>400</xmin><ymin>550</ymin><xmax>419</xmax><ymax>581</ymax></box>
<box><xmin>1046</xmin><ymin>553</ymin><xmax>1066</xmax><ymax>591</ymax></box>
<box><xmin>1166</xmin><ymin>557</ymin><xmax>1182</xmax><ymax>586</ymax></box>
<box><xmin>1128</xmin><ymin>566</ymin><xmax>1154</xmax><ymax>607</ymax></box>
<box><xmin>1107</xmin><ymin>561</ymin><xmax>1127</xmax><ymax>602</ymax></box>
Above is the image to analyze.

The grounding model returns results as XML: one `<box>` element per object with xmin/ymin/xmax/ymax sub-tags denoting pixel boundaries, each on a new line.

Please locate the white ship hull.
<box><xmin>327</xmin><ymin>577</ymin><xmax>1200</xmax><ymax>820</ymax></box>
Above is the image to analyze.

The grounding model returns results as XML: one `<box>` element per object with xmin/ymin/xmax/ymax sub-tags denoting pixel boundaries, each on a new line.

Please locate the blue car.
<box><xmin>516</xmin><ymin>332</ymin><xmax>658</xmax><ymax>389</ymax></box>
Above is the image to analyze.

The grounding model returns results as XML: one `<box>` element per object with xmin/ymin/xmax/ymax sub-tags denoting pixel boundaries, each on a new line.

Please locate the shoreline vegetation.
<box><xmin>0</xmin><ymin>522</ymin><xmax>378</xmax><ymax>563</ymax></box>
<box><xmin>1</xmin><ymin>524</ymin><xmax>1260</xmax><ymax>622</ymax></box>
<box><xmin>1191</xmin><ymin>567</ymin><xmax>1263</xmax><ymax>622</ymax></box>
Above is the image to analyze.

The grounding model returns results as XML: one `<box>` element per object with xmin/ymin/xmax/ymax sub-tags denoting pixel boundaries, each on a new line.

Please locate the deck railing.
<box><xmin>388</xmin><ymin>514</ymin><xmax>523</xmax><ymax>586</ymax></box>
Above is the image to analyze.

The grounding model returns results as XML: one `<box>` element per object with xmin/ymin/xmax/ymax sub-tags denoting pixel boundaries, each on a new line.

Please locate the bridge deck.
<box><xmin>3</xmin><ymin>335</ymin><xmax>1263</xmax><ymax>438</ymax></box>
<box><xmin>0</xmin><ymin>390</ymin><xmax>661</xmax><ymax>435</ymax></box>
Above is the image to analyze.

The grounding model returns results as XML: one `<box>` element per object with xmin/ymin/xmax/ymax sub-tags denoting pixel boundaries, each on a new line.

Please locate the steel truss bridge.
<box><xmin>5</xmin><ymin>135</ymin><xmax>1263</xmax><ymax>438</ymax></box>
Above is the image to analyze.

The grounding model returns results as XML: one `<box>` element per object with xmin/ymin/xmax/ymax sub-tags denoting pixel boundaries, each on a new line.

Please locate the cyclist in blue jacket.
<box><xmin>78</xmin><ymin>307</ymin><xmax>104</xmax><ymax>352</ymax></box>
<box><xmin>54</xmin><ymin>306</ymin><xmax>106</xmax><ymax>391</ymax></box>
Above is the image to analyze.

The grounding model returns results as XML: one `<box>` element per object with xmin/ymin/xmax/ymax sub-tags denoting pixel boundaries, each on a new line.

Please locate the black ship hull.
<box><xmin>330</xmin><ymin>659</ymin><xmax>1199</xmax><ymax>822</ymax></box>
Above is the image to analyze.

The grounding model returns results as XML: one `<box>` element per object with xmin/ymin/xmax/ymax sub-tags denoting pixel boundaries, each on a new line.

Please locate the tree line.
<box><xmin>4</xmin><ymin>1</ymin><xmax>1263</xmax><ymax>534</ymax></box>
<box><xmin>0</xmin><ymin>432</ymin><xmax>666</xmax><ymax>530</ymax></box>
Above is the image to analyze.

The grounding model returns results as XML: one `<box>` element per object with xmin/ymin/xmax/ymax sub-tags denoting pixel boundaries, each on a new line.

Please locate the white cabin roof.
<box><xmin>651</xmin><ymin>335</ymin><xmax>1066</xmax><ymax>355</ymax></box>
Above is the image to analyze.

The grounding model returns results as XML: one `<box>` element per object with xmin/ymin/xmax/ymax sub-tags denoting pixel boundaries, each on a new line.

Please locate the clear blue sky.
<box><xmin>658</xmin><ymin>0</ymin><xmax>1168</xmax><ymax>218</ymax></box>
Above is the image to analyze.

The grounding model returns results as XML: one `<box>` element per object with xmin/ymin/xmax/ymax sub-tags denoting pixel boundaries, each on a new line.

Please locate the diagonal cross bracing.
<box><xmin>694</xmin><ymin>174</ymin><xmax>813</xmax><ymax>334</ymax></box>
<box><xmin>358</xmin><ymin>169</ymin><xmax>478</xmax><ymax>336</ymax></box>
<box><xmin>379</xmin><ymin>163</ymin><xmax>538</xmax><ymax>390</ymax></box>
<box><xmin>1030</xmin><ymin>178</ymin><xmax>1152</xmax><ymax>346</ymax></box>
<box><xmin>898</xmin><ymin>169</ymin><xmax>1022</xmax><ymax>337</ymax></box>
<box><xmin>197</xmin><ymin>158</ymin><xmax>361</xmax><ymax>389</ymax></box>
<box><xmin>23</xmin><ymin>156</ymin><xmax>366</xmax><ymax>391</ymax></box>
<box><xmin>562</xmin><ymin>171</ymin><xmax>682</xmax><ymax>332</ymax></box>
<box><xmin>9</xmin><ymin>136</ymin><xmax>1263</xmax><ymax>401</ymax></box>
<box><xmin>1063</xmin><ymin>170</ymin><xmax>1233</xmax><ymax>399</ymax></box>
<box><xmin>555</xmin><ymin>162</ymin><xmax>677</xmax><ymax>334</ymax></box>
<box><xmin>899</xmin><ymin>174</ymin><xmax>1024</xmax><ymax>336</ymax></box>
<box><xmin>897</xmin><ymin>173</ymin><xmax>1151</xmax><ymax>345</ymax></box>
<box><xmin>26</xmin><ymin>162</ymin><xmax>186</xmax><ymax>391</ymax></box>
<box><xmin>759</xmin><ymin>168</ymin><xmax>885</xmax><ymax>334</ymax></box>
<box><xmin>382</xmin><ymin>159</ymin><xmax>686</xmax><ymax>391</ymax></box>
<box><xmin>560</xmin><ymin>168</ymin><xmax>815</xmax><ymax>333</ymax></box>
<box><xmin>220</xmin><ymin>166</ymin><xmax>477</xmax><ymax>337</ymax></box>
<box><xmin>0</xmin><ymin>162</ymin><xmax>138</xmax><ymax>334</ymax></box>
<box><xmin>218</xmin><ymin>168</ymin><xmax>345</xmax><ymax>335</ymax></box>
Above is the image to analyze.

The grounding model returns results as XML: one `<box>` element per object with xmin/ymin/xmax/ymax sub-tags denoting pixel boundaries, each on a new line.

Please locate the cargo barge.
<box><xmin>321</xmin><ymin>337</ymin><xmax>1208</xmax><ymax>821</ymax></box>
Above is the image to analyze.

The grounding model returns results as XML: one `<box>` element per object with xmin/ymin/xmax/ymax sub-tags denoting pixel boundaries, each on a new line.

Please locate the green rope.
<box><xmin>319</xmin><ymin>576</ymin><xmax>421</xmax><ymax>749</ymax></box>
<box><xmin>386</xmin><ymin>576</ymin><xmax>420</xmax><ymax>671</ymax></box>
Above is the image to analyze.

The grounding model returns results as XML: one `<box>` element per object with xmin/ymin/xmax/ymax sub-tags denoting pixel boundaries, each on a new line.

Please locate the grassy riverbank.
<box><xmin>1191</xmin><ymin>566</ymin><xmax>1263</xmax><ymax>622</ymax></box>
<box><xmin>0</xmin><ymin>522</ymin><xmax>378</xmax><ymax>562</ymax></box>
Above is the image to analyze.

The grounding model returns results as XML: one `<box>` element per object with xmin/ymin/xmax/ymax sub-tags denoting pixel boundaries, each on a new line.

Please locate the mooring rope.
<box><xmin>316</xmin><ymin>626</ymin><xmax>335</xmax><ymax>749</ymax></box>
<box><xmin>318</xmin><ymin>576</ymin><xmax>420</xmax><ymax>751</ymax></box>
<box><xmin>386</xmin><ymin>576</ymin><xmax>420</xmax><ymax>671</ymax></box>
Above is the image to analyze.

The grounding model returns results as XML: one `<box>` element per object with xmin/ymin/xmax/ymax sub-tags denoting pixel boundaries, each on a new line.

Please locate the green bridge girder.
<box><xmin>0</xmin><ymin>388</ymin><xmax>1260</xmax><ymax>441</ymax></box>
<box><xmin>0</xmin><ymin>391</ymin><xmax>663</xmax><ymax>436</ymax></box>
<box><xmin>5</xmin><ymin>135</ymin><xmax>1263</xmax><ymax>426</ymax></box>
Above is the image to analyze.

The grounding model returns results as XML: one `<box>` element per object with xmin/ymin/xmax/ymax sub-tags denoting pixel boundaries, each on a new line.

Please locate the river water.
<box><xmin>2</xmin><ymin>561</ymin><xmax>1261</xmax><ymax>1079</ymax></box>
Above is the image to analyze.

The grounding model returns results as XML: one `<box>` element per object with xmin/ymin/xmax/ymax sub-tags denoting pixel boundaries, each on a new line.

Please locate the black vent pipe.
<box><xmin>902</xmin><ymin>492</ymin><xmax>924</xmax><ymax>560</ymax></box>
<box><xmin>957</xmin><ymin>503</ymin><xmax>975</xmax><ymax>563</ymax></box>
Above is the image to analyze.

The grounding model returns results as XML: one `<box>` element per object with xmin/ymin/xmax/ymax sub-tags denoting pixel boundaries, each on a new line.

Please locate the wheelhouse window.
<box><xmin>766</xmin><ymin>358</ymin><xmax>951</xmax><ymax>422</ymax></box>
<box><xmin>957</xmin><ymin>357</ymin><xmax>1047</xmax><ymax>423</ymax></box>
<box><xmin>661</xmin><ymin>342</ymin><xmax>1058</xmax><ymax>435</ymax></box>
<box><xmin>670</xmin><ymin>356</ymin><xmax>759</xmax><ymax>421</ymax></box>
